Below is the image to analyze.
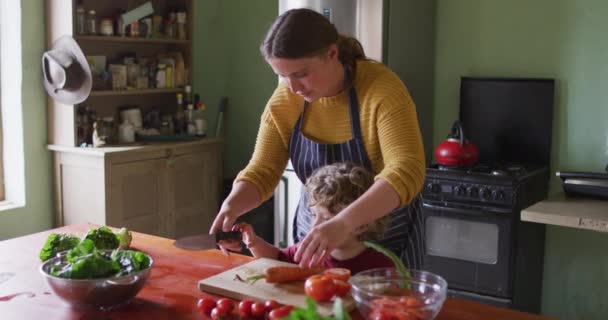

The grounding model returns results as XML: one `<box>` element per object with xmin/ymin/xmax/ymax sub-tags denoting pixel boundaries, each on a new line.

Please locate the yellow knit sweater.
<box><xmin>236</xmin><ymin>60</ymin><xmax>425</xmax><ymax>206</ymax></box>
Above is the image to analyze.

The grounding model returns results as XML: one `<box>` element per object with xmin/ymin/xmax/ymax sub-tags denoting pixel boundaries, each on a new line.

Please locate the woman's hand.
<box><xmin>209</xmin><ymin>206</ymin><xmax>242</xmax><ymax>254</ymax></box>
<box><xmin>294</xmin><ymin>217</ymin><xmax>351</xmax><ymax>268</ymax></box>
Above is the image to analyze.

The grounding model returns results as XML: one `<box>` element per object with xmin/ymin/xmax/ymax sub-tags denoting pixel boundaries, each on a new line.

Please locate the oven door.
<box><xmin>422</xmin><ymin>202</ymin><xmax>513</xmax><ymax>298</ymax></box>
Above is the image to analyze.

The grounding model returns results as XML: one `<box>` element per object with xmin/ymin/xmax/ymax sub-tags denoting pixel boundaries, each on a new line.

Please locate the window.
<box><xmin>0</xmin><ymin>1</ymin><xmax>25</xmax><ymax>209</ymax></box>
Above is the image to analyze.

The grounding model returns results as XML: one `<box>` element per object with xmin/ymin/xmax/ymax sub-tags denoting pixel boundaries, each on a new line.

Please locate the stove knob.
<box><xmin>454</xmin><ymin>186</ymin><xmax>465</xmax><ymax>196</ymax></box>
<box><xmin>480</xmin><ymin>188</ymin><xmax>491</xmax><ymax>200</ymax></box>
<box><xmin>492</xmin><ymin>190</ymin><xmax>505</xmax><ymax>201</ymax></box>
<box><xmin>467</xmin><ymin>187</ymin><xmax>479</xmax><ymax>198</ymax></box>
<box><xmin>426</xmin><ymin>183</ymin><xmax>441</xmax><ymax>193</ymax></box>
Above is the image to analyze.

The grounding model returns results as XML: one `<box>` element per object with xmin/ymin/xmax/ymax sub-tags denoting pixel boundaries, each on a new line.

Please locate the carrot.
<box><xmin>264</xmin><ymin>266</ymin><xmax>324</xmax><ymax>283</ymax></box>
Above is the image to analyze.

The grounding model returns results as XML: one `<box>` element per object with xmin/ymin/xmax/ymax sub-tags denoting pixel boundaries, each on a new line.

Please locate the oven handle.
<box><xmin>423</xmin><ymin>202</ymin><xmax>512</xmax><ymax>216</ymax></box>
<box><xmin>279</xmin><ymin>176</ymin><xmax>289</xmax><ymax>248</ymax></box>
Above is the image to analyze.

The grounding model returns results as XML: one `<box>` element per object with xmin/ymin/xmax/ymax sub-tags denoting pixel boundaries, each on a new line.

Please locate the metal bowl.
<box><xmin>350</xmin><ymin>268</ymin><xmax>447</xmax><ymax>320</ymax></box>
<box><xmin>39</xmin><ymin>251</ymin><xmax>154</xmax><ymax>309</ymax></box>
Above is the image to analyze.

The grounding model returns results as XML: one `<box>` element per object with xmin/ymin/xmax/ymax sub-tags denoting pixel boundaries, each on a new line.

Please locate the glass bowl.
<box><xmin>39</xmin><ymin>251</ymin><xmax>154</xmax><ymax>309</ymax></box>
<box><xmin>350</xmin><ymin>268</ymin><xmax>447</xmax><ymax>320</ymax></box>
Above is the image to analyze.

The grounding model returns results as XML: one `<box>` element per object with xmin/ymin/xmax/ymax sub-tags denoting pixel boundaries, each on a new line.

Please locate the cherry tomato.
<box><xmin>264</xmin><ymin>299</ymin><xmax>281</xmax><ymax>312</ymax></box>
<box><xmin>268</xmin><ymin>305</ymin><xmax>294</xmax><ymax>320</ymax></box>
<box><xmin>304</xmin><ymin>275</ymin><xmax>336</xmax><ymax>302</ymax></box>
<box><xmin>211</xmin><ymin>306</ymin><xmax>230</xmax><ymax>320</ymax></box>
<box><xmin>216</xmin><ymin>298</ymin><xmax>235</xmax><ymax>312</ymax></box>
<box><xmin>324</xmin><ymin>268</ymin><xmax>351</xmax><ymax>282</ymax></box>
<box><xmin>197</xmin><ymin>297</ymin><xmax>217</xmax><ymax>315</ymax></box>
<box><xmin>251</xmin><ymin>301</ymin><xmax>267</xmax><ymax>319</ymax></box>
<box><xmin>369</xmin><ymin>309</ymin><xmax>398</xmax><ymax>320</ymax></box>
<box><xmin>332</xmin><ymin>279</ymin><xmax>351</xmax><ymax>297</ymax></box>
<box><xmin>238</xmin><ymin>300</ymin><xmax>254</xmax><ymax>317</ymax></box>
<box><xmin>402</xmin><ymin>296</ymin><xmax>424</xmax><ymax>308</ymax></box>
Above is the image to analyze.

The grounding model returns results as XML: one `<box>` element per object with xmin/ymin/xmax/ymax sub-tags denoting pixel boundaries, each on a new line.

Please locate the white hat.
<box><xmin>42</xmin><ymin>35</ymin><xmax>92</xmax><ymax>104</ymax></box>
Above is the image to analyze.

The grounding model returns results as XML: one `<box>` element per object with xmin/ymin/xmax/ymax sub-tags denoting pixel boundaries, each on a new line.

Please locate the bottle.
<box><xmin>174</xmin><ymin>93</ymin><xmax>185</xmax><ymax>134</ymax></box>
<box><xmin>75</xmin><ymin>3</ymin><xmax>86</xmax><ymax>35</ymax></box>
<box><xmin>184</xmin><ymin>85</ymin><xmax>192</xmax><ymax>106</ymax></box>
<box><xmin>86</xmin><ymin>10</ymin><xmax>97</xmax><ymax>35</ymax></box>
<box><xmin>186</xmin><ymin>103</ymin><xmax>196</xmax><ymax>135</ymax></box>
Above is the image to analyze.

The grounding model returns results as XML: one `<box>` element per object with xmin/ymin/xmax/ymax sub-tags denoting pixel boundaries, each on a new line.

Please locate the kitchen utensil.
<box><xmin>39</xmin><ymin>252</ymin><xmax>154</xmax><ymax>309</ymax></box>
<box><xmin>198</xmin><ymin>257</ymin><xmax>356</xmax><ymax>316</ymax></box>
<box><xmin>435</xmin><ymin>120</ymin><xmax>479</xmax><ymax>167</ymax></box>
<box><xmin>173</xmin><ymin>231</ymin><xmax>242</xmax><ymax>250</ymax></box>
<box><xmin>350</xmin><ymin>268</ymin><xmax>447</xmax><ymax>320</ymax></box>
<box><xmin>556</xmin><ymin>171</ymin><xmax>608</xmax><ymax>200</ymax></box>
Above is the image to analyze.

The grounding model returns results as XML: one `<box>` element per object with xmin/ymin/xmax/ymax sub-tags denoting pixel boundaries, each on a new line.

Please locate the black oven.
<box><xmin>423</xmin><ymin>201</ymin><xmax>514</xmax><ymax>300</ymax></box>
<box><xmin>421</xmin><ymin>164</ymin><xmax>549</xmax><ymax>312</ymax></box>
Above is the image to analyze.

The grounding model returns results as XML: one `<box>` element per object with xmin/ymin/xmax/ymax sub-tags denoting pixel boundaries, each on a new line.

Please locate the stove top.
<box><xmin>427</xmin><ymin>162</ymin><xmax>543</xmax><ymax>179</ymax></box>
<box><xmin>423</xmin><ymin>162</ymin><xmax>549</xmax><ymax>209</ymax></box>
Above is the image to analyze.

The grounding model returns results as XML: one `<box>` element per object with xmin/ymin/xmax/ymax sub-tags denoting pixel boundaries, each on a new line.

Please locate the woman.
<box><xmin>209</xmin><ymin>8</ymin><xmax>426</xmax><ymax>269</ymax></box>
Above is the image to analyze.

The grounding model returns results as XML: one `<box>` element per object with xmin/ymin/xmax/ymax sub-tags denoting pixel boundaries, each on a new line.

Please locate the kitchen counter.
<box><xmin>47</xmin><ymin>137</ymin><xmax>222</xmax><ymax>157</ymax></box>
<box><xmin>0</xmin><ymin>224</ymin><xmax>557</xmax><ymax>320</ymax></box>
<box><xmin>521</xmin><ymin>193</ymin><xmax>608</xmax><ymax>232</ymax></box>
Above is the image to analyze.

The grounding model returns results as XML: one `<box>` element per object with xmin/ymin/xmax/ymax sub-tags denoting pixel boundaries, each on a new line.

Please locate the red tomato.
<box><xmin>251</xmin><ymin>302</ymin><xmax>267</xmax><ymax>319</ymax></box>
<box><xmin>238</xmin><ymin>300</ymin><xmax>254</xmax><ymax>317</ymax></box>
<box><xmin>369</xmin><ymin>309</ymin><xmax>398</xmax><ymax>320</ymax></box>
<box><xmin>264</xmin><ymin>299</ymin><xmax>281</xmax><ymax>313</ymax></box>
<box><xmin>197</xmin><ymin>297</ymin><xmax>217</xmax><ymax>315</ymax></box>
<box><xmin>324</xmin><ymin>268</ymin><xmax>351</xmax><ymax>281</ymax></box>
<box><xmin>268</xmin><ymin>305</ymin><xmax>294</xmax><ymax>320</ymax></box>
<box><xmin>211</xmin><ymin>306</ymin><xmax>230</xmax><ymax>320</ymax></box>
<box><xmin>216</xmin><ymin>298</ymin><xmax>235</xmax><ymax>312</ymax></box>
<box><xmin>304</xmin><ymin>275</ymin><xmax>336</xmax><ymax>302</ymax></box>
<box><xmin>332</xmin><ymin>279</ymin><xmax>351</xmax><ymax>297</ymax></box>
<box><xmin>403</xmin><ymin>296</ymin><xmax>424</xmax><ymax>308</ymax></box>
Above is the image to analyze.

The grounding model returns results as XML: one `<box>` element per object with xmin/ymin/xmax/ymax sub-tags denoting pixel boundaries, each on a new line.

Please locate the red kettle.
<box><xmin>435</xmin><ymin>121</ymin><xmax>479</xmax><ymax>167</ymax></box>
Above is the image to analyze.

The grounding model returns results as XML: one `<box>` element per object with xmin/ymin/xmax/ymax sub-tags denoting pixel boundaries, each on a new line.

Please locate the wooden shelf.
<box><xmin>90</xmin><ymin>88</ymin><xmax>183</xmax><ymax>97</ymax></box>
<box><xmin>521</xmin><ymin>193</ymin><xmax>608</xmax><ymax>233</ymax></box>
<box><xmin>75</xmin><ymin>35</ymin><xmax>189</xmax><ymax>45</ymax></box>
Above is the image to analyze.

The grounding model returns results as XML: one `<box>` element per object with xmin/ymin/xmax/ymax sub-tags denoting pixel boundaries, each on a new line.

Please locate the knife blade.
<box><xmin>173</xmin><ymin>231</ymin><xmax>242</xmax><ymax>250</ymax></box>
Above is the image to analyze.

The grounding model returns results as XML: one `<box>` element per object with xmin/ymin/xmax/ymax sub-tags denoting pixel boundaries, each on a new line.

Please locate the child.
<box><xmin>233</xmin><ymin>162</ymin><xmax>394</xmax><ymax>275</ymax></box>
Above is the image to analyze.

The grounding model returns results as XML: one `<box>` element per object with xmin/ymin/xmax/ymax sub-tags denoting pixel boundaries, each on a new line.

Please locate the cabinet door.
<box><xmin>168</xmin><ymin>148</ymin><xmax>220</xmax><ymax>238</ymax></box>
<box><xmin>106</xmin><ymin>158</ymin><xmax>169</xmax><ymax>237</ymax></box>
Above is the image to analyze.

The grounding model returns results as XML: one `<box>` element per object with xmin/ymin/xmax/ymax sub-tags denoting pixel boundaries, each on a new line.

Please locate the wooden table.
<box><xmin>0</xmin><ymin>224</ymin><xmax>556</xmax><ymax>320</ymax></box>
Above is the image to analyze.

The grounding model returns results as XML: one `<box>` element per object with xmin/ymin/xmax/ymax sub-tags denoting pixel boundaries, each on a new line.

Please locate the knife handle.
<box><xmin>215</xmin><ymin>231</ymin><xmax>242</xmax><ymax>242</ymax></box>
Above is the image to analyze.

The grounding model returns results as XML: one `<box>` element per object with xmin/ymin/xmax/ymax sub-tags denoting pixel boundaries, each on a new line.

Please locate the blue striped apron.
<box><xmin>288</xmin><ymin>83</ymin><xmax>425</xmax><ymax>269</ymax></box>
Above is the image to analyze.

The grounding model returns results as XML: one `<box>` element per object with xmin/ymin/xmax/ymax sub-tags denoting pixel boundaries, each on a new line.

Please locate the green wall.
<box><xmin>194</xmin><ymin>0</ymin><xmax>278</xmax><ymax>177</ymax></box>
<box><xmin>0</xmin><ymin>0</ymin><xmax>53</xmax><ymax>240</ymax></box>
<box><xmin>435</xmin><ymin>1</ymin><xmax>608</xmax><ymax>319</ymax></box>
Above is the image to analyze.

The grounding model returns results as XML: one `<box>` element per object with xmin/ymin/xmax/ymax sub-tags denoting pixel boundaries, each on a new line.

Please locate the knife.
<box><xmin>173</xmin><ymin>231</ymin><xmax>242</xmax><ymax>250</ymax></box>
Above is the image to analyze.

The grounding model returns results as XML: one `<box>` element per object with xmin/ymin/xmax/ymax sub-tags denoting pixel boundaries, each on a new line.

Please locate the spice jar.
<box><xmin>100</xmin><ymin>18</ymin><xmax>114</xmax><ymax>36</ymax></box>
<box><xmin>76</xmin><ymin>6</ymin><xmax>86</xmax><ymax>35</ymax></box>
<box><xmin>86</xmin><ymin>10</ymin><xmax>97</xmax><ymax>35</ymax></box>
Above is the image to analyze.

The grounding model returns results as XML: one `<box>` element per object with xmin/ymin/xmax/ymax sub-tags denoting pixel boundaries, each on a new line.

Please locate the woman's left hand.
<box><xmin>294</xmin><ymin>217</ymin><xmax>351</xmax><ymax>268</ymax></box>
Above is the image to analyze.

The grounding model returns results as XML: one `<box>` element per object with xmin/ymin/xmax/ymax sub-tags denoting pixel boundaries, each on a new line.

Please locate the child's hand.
<box><xmin>232</xmin><ymin>223</ymin><xmax>257</xmax><ymax>249</ymax></box>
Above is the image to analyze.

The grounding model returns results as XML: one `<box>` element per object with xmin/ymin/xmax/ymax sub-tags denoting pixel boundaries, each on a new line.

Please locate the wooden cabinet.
<box><xmin>50</xmin><ymin>139</ymin><xmax>222</xmax><ymax>238</ymax></box>
<box><xmin>45</xmin><ymin>0</ymin><xmax>221</xmax><ymax>238</ymax></box>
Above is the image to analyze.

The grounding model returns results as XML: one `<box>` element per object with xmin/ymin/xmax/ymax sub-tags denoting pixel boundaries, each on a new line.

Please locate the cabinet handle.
<box><xmin>167</xmin><ymin>159</ymin><xmax>176</xmax><ymax>167</ymax></box>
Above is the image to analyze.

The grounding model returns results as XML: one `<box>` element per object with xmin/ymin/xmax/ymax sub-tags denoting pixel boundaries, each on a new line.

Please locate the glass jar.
<box><xmin>177</xmin><ymin>11</ymin><xmax>187</xmax><ymax>40</ymax></box>
<box><xmin>86</xmin><ymin>10</ymin><xmax>97</xmax><ymax>35</ymax></box>
<box><xmin>76</xmin><ymin>6</ymin><xmax>86</xmax><ymax>35</ymax></box>
<box><xmin>100</xmin><ymin>18</ymin><xmax>114</xmax><ymax>36</ymax></box>
<box><xmin>164</xmin><ymin>19</ymin><xmax>176</xmax><ymax>39</ymax></box>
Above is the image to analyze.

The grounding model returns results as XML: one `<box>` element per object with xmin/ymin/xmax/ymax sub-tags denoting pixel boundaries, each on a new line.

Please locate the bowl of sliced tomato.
<box><xmin>350</xmin><ymin>268</ymin><xmax>447</xmax><ymax>320</ymax></box>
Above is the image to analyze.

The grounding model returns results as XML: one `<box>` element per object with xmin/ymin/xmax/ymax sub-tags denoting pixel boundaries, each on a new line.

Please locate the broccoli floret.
<box><xmin>116</xmin><ymin>227</ymin><xmax>132</xmax><ymax>249</ymax></box>
<box><xmin>39</xmin><ymin>233</ymin><xmax>81</xmax><ymax>261</ymax></box>
<box><xmin>84</xmin><ymin>226</ymin><xmax>119</xmax><ymax>250</ymax></box>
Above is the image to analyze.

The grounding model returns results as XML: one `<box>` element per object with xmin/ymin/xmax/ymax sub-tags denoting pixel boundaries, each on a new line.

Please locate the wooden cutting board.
<box><xmin>198</xmin><ymin>258</ymin><xmax>356</xmax><ymax>316</ymax></box>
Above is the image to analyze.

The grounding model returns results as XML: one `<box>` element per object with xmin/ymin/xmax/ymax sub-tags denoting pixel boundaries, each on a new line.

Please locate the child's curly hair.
<box><xmin>305</xmin><ymin>162</ymin><xmax>390</xmax><ymax>241</ymax></box>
